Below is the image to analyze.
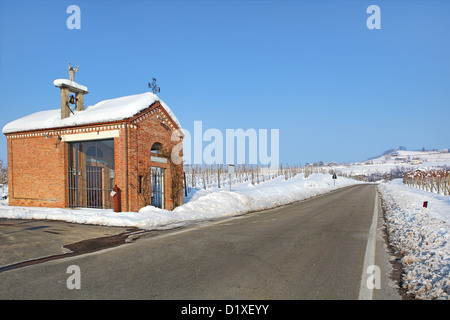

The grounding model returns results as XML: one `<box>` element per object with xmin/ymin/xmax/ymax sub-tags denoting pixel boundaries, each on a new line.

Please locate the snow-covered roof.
<box><xmin>2</xmin><ymin>92</ymin><xmax>181</xmax><ymax>134</ymax></box>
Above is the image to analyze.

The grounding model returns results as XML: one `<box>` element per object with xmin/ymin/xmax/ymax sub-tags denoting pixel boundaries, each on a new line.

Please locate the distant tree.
<box><xmin>382</xmin><ymin>148</ymin><xmax>396</xmax><ymax>156</ymax></box>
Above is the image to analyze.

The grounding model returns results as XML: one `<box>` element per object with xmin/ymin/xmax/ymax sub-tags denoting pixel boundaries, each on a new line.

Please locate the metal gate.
<box><xmin>67</xmin><ymin>139</ymin><xmax>115</xmax><ymax>209</ymax></box>
<box><xmin>151</xmin><ymin>167</ymin><xmax>165</xmax><ymax>209</ymax></box>
<box><xmin>68</xmin><ymin>166</ymin><xmax>115</xmax><ymax>209</ymax></box>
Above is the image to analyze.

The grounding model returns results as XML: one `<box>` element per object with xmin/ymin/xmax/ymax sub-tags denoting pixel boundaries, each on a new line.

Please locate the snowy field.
<box><xmin>0</xmin><ymin>173</ymin><xmax>359</xmax><ymax>230</ymax></box>
<box><xmin>330</xmin><ymin>149</ymin><xmax>450</xmax><ymax>177</ymax></box>
<box><xmin>378</xmin><ymin>179</ymin><xmax>450</xmax><ymax>300</ymax></box>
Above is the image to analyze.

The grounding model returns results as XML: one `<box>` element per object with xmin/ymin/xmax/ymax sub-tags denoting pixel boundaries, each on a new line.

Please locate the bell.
<box><xmin>69</xmin><ymin>95</ymin><xmax>76</xmax><ymax>104</ymax></box>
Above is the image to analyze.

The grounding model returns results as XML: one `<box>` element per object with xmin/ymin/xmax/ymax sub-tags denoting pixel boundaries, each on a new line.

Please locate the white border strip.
<box><xmin>151</xmin><ymin>156</ymin><xmax>168</xmax><ymax>164</ymax></box>
<box><xmin>61</xmin><ymin>130</ymin><xmax>120</xmax><ymax>142</ymax></box>
<box><xmin>358</xmin><ymin>191</ymin><xmax>378</xmax><ymax>300</ymax></box>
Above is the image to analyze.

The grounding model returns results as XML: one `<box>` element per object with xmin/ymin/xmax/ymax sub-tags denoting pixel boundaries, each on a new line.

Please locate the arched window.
<box><xmin>151</xmin><ymin>142</ymin><xmax>162</xmax><ymax>154</ymax></box>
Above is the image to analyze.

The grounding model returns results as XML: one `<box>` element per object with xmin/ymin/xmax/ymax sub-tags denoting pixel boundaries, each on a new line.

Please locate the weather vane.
<box><xmin>148</xmin><ymin>78</ymin><xmax>160</xmax><ymax>94</ymax></box>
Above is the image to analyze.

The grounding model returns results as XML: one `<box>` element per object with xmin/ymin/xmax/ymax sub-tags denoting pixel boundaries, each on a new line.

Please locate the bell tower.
<box><xmin>54</xmin><ymin>63</ymin><xmax>89</xmax><ymax>119</ymax></box>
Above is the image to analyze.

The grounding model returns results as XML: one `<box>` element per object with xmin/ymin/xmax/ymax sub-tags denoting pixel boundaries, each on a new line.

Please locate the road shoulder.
<box><xmin>373</xmin><ymin>189</ymin><xmax>406</xmax><ymax>300</ymax></box>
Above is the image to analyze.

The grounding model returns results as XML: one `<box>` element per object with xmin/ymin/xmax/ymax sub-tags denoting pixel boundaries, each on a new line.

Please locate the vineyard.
<box><xmin>183</xmin><ymin>164</ymin><xmax>331</xmax><ymax>194</ymax></box>
<box><xmin>403</xmin><ymin>169</ymin><xmax>450</xmax><ymax>196</ymax></box>
<box><xmin>183</xmin><ymin>164</ymin><xmax>450</xmax><ymax>196</ymax></box>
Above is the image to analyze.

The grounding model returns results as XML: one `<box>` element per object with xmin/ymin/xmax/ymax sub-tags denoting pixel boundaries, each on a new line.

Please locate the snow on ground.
<box><xmin>332</xmin><ymin>162</ymin><xmax>449</xmax><ymax>177</ymax></box>
<box><xmin>378</xmin><ymin>179</ymin><xmax>450</xmax><ymax>300</ymax></box>
<box><xmin>329</xmin><ymin>149</ymin><xmax>450</xmax><ymax>177</ymax></box>
<box><xmin>2</xmin><ymin>167</ymin><xmax>448</xmax><ymax>300</ymax></box>
<box><xmin>371</xmin><ymin>149</ymin><xmax>450</xmax><ymax>164</ymax></box>
<box><xmin>0</xmin><ymin>174</ymin><xmax>359</xmax><ymax>230</ymax></box>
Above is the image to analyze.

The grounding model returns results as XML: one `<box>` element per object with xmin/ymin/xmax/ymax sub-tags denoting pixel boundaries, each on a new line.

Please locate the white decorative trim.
<box><xmin>61</xmin><ymin>129</ymin><xmax>120</xmax><ymax>142</ymax></box>
<box><xmin>6</xmin><ymin>124</ymin><xmax>125</xmax><ymax>139</ymax></box>
<box><xmin>151</xmin><ymin>156</ymin><xmax>168</xmax><ymax>164</ymax></box>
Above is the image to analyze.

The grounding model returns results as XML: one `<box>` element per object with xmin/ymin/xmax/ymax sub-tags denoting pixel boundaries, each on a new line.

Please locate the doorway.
<box><xmin>151</xmin><ymin>167</ymin><xmax>165</xmax><ymax>209</ymax></box>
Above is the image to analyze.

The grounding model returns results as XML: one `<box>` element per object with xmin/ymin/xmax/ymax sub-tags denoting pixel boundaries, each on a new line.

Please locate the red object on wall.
<box><xmin>113</xmin><ymin>185</ymin><xmax>121</xmax><ymax>212</ymax></box>
<box><xmin>423</xmin><ymin>201</ymin><xmax>428</xmax><ymax>208</ymax></box>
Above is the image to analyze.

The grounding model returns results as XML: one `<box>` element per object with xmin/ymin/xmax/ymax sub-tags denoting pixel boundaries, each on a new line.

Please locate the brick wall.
<box><xmin>7</xmin><ymin>135</ymin><xmax>66</xmax><ymax>208</ymax></box>
<box><xmin>123</xmin><ymin>106</ymin><xmax>184</xmax><ymax>212</ymax></box>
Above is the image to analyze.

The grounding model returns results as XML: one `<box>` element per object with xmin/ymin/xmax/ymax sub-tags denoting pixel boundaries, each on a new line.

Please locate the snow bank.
<box><xmin>0</xmin><ymin>174</ymin><xmax>359</xmax><ymax>231</ymax></box>
<box><xmin>378</xmin><ymin>179</ymin><xmax>450</xmax><ymax>300</ymax></box>
<box><xmin>141</xmin><ymin>173</ymin><xmax>360</xmax><ymax>229</ymax></box>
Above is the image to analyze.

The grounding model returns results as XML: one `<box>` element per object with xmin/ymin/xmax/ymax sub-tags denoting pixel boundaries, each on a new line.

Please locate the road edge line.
<box><xmin>358</xmin><ymin>190</ymin><xmax>378</xmax><ymax>300</ymax></box>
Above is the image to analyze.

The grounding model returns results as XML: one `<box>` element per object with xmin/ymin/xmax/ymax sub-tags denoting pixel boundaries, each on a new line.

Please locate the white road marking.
<box><xmin>358</xmin><ymin>191</ymin><xmax>379</xmax><ymax>300</ymax></box>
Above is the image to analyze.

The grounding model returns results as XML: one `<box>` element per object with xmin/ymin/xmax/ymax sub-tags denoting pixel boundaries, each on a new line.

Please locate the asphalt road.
<box><xmin>0</xmin><ymin>184</ymin><xmax>402</xmax><ymax>300</ymax></box>
<box><xmin>0</xmin><ymin>219</ymin><xmax>132</xmax><ymax>268</ymax></box>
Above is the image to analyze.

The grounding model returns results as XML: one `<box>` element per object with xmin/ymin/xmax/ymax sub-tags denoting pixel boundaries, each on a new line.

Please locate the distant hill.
<box><xmin>367</xmin><ymin>148</ymin><xmax>449</xmax><ymax>162</ymax></box>
<box><xmin>327</xmin><ymin>148</ymin><xmax>450</xmax><ymax>182</ymax></box>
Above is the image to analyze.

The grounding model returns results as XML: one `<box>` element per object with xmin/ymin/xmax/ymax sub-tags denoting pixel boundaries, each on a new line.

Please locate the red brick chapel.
<box><xmin>2</xmin><ymin>64</ymin><xmax>184</xmax><ymax>212</ymax></box>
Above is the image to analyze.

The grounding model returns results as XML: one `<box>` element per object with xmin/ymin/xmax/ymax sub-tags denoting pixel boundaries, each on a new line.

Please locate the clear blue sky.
<box><xmin>0</xmin><ymin>0</ymin><xmax>449</xmax><ymax>165</ymax></box>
